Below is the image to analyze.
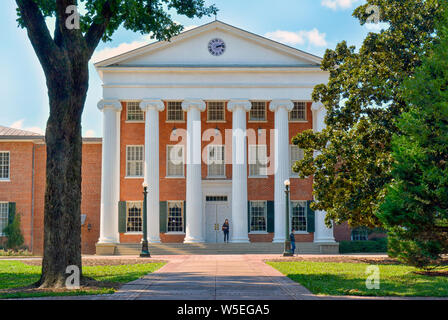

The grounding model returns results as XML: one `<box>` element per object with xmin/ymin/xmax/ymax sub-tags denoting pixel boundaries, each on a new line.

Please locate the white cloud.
<box><xmin>321</xmin><ymin>0</ymin><xmax>359</xmax><ymax>10</ymax></box>
<box><xmin>265</xmin><ymin>28</ymin><xmax>328</xmax><ymax>47</ymax></box>
<box><xmin>92</xmin><ymin>38</ymin><xmax>153</xmax><ymax>63</ymax></box>
<box><xmin>84</xmin><ymin>129</ymin><xmax>96</xmax><ymax>138</ymax></box>
<box><xmin>10</xmin><ymin>119</ymin><xmax>45</xmax><ymax>135</ymax></box>
<box><xmin>92</xmin><ymin>25</ymin><xmax>198</xmax><ymax>63</ymax></box>
<box><xmin>364</xmin><ymin>22</ymin><xmax>389</xmax><ymax>32</ymax></box>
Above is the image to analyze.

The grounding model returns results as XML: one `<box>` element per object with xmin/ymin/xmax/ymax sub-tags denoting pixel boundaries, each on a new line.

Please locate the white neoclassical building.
<box><xmin>94</xmin><ymin>21</ymin><xmax>337</xmax><ymax>254</ymax></box>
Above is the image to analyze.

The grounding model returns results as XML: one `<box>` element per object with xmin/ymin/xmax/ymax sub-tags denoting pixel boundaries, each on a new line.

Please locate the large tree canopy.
<box><xmin>15</xmin><ymin>0</ymin><xmax>217</xmax><ymax>288</ymax></box>
<box><xmin>378</xmin><ymin>6</ymin><xmax>448</xmax><ymax>269</ymax></box>
<box><xmin>292</xmin><ymin>0</ymin><xmax>443</xmax><ymax>228</ymax></box>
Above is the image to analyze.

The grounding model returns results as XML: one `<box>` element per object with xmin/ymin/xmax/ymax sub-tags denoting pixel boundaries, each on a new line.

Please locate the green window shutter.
<box><xmin>183</xmin><ymin>201</ymin><xmax>186</xmax><ymax>233</ymax></box>
<box><xmin>267</xmin><ymin>201</ymin><xmax>275</xmax><ymax>233</ymax></box>
<box><xmin>118</xmin><ymin>201</ymin><xmax>127</xmax><ymax>233</ymax></box>
<box><xmin>306</xmin><ymin>200</ymin><xmax>315</xmax><ymax>233</ymax></box>
<box><xmin>247</xmin><ymin>201</ymin><xmax>251</xmax><ymax>233</ymax></box>
<box><xmin>160</xmin><ymin>201</ymin><xmax>167</xmax><ymax>233</ymax></box>
<box><xmin>8</xmin><ymin>202</ymin><xmax>16</xmax><ymax>225</ymax></box>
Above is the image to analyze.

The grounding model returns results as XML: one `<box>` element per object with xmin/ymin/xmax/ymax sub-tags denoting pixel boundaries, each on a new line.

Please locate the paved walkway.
<box><xmin>98</xmin><ymin>255</ymin><xmax>316</xmax><ymax>300</ymax></box>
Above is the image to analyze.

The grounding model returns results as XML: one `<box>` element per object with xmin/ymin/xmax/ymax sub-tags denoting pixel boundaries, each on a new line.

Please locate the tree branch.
<box><xmin>16</xmin><ymin>0</ymin><xmax>61</xmax><ymax>75</ymax></box>
<box><xmin>84</xmin><ymin>0</ymin><xmax>114</xmax><ymax>58</ymax></box>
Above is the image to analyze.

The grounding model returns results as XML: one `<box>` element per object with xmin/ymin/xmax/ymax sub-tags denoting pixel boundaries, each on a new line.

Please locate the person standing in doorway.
<box><xmin>290</xmin><ymin>228</ymin><xmax>296</xmax><ymax>255</ymax></box>
<box><xmin>222</xmin><ymin>219</ymin><xmax>230</xmax><ymax>243</ymax></box>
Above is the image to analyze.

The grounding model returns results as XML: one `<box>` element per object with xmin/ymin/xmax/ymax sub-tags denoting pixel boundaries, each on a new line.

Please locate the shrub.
<box><xmin>339</xmin><ymin>238</ymin><xmax>388</xmax><ymax>254</ymax></box>
<box><xmin>3</xmin><ymin>213</ymin><xmax>24</xmax><ymax>250</ymax></box>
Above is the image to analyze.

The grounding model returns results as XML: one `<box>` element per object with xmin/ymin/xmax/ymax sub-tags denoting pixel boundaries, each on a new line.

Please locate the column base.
<box><xmin>272</xmin><ymin>237</ymin><xmax>286</xmax><ymax>243</ymax></box>
<box><xmin>184</xmin><ymin>237</ymin><xmax>205</xmax><ymax>244</ymax></box>
<box><xmin>230</xmin><ymin>238</ymin><xmax>249</xmax><ymax>243</ymax></box>
<box><xmin>148</xmin><ymin>238</ymin><xmax>161</xmax><ymax>244</ymax></box>
<box><xmin>98</xmin><ymin>236</ymin><xmax>119</xmax><ymax>244</ymax></box>
<box><xmin>95</xmin><ymin>243</ymin><xmax>117</xmax><ymax>255</ymax></box>
<box><xmin>314</xmin><ymin>238</ymin><xmax>336</xmax><ymax>244</ymax></box>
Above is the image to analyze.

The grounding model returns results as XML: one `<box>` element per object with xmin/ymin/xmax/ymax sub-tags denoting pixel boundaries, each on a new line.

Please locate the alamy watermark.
<box><xmin>366</xmin><ymin>5</ymin><xmax>381</xmax><ymax>24</ymax></box>
<box><xmin>65</xmin><ymin>5</ymin><xmax>80</xmax><ymax>30</ymax></box>
<box><xmin>65</xmin><ymin>265</ymin><xmax>80</xmax><ymax>289</ymax></box>
<box><xmin>365</xmin><ymin>265</ymin><xmax>380</xmax><ymax>290</ymax></box>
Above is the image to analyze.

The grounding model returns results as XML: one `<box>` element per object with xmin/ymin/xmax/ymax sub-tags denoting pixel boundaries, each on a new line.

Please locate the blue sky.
<box><xmin>1</xmin><ymin>0</ymin><xmax>379</xmax><ymax>137</ymax></box>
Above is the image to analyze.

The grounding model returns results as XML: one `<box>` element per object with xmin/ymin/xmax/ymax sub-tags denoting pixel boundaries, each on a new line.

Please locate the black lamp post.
<box><xmin>283</xmin><ymin>179</ymin><xmax>293</xmax><ymax>257</ymax></box>
<box><xmin>140</xmin><ymin>182</ymin><xmax>151</xmax><ymax>258</ymax></box>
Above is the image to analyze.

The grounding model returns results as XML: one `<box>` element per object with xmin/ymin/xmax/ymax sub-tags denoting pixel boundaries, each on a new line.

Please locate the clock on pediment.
<box><xmin>208</xmin><ymin>38</ymin><xmax>226</xmax><ymax>56</ymax></box>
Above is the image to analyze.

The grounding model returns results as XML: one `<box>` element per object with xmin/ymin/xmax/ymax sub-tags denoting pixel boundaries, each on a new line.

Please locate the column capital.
<box><xmin>269</xmin><ymin>99</ymin><xmax>294</xmax><ymax>112</ymax></box>
<box><xmin>140</xmin><ymin>99</ymin><xmax>165</xmax><ymax>112</ymax></box>
<box><xmin>227</xmin><ymin>99</ymin><xmax>251</xmax><ymax>112</ymax></box>
<box><xmin>182</xmin><ymin>99</ymin><xmax>206</xmax><ymax>113</ymax></box>
<box><xmin>97</xmin><ymin>99</ymin><xmax>122</xmax><ymax>112</ymax></box>
<box><xmin>311</xmin><ymin>101</ymin><xmax>324</xmax><ymax>112</ymax></box>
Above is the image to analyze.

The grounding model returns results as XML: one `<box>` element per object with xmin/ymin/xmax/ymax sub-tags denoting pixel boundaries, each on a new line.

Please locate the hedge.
<box><xmin>339</xmin><ymin>238</ymin><xmax>388</xmax><ymax>254</ymax></box>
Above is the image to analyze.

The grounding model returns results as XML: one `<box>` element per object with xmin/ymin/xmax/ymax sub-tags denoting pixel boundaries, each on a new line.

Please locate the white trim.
<box><xmin>166</xmin><ymin>145</ymin><xmax>185</xmax><ymax>178</ymax></box>
<box><xmin>206</xmin><ymin>101</ymin><xmax>227</xmax><ymax>122</ymax></box>
<box><xmin>248</xmin><ymin>200</ymin><xmax>268</xmax><ymax>233</ymax></box>
<box><xmin>167</xmin><ymin>200</ymin><xmax>185</xmax><ymax>233</ymax></box>
<box><xmin>0</xmin><ymin>202</ymin><xmax>8</xmax><ymax>237</ymax></box>
<box><xmin>125</xmin><ymin>145</ymin><xmax>144</xmax><ymax>178</ymax></box>
<box><xmin>0</xmin><ymin>151</ymin><xmax>10</xmax><ymax>181</ymax></box>
<box><xmin>94</xmin><ymin>21</ymin><xmax>322</xmax><ymax>68</ymax></box>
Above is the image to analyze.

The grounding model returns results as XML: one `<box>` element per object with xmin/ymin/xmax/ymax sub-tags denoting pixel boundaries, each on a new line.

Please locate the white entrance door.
<box><xmin>205</xmin><ymin>196</ymin><xmax>230</xmax><ymax>243</ymax></box>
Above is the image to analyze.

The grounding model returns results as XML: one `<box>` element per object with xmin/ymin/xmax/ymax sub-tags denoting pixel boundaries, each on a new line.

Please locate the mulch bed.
<box><xmin>266</xmin><ymin>256</ymin><xmax>401</xmax><ymax>265</ymax></box>
<box><xmin>20</xmin><ymin>257</ymin><xmax>166</xmax><ymax>266</ymax></box>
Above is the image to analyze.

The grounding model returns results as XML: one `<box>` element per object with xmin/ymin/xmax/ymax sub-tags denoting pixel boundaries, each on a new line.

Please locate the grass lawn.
<box><xmin>267</xmin><ymin>261</ymin><xmax>448</xmax><ymax>297</ymax></box>
<box><xmin>0</xmin><ymin>260</ymin><xmax>165</xmax><ymax>299</ymax></box>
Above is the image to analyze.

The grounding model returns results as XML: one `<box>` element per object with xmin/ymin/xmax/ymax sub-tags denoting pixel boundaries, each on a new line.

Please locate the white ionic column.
<box><xmin>97</xmin><ymin>99</ymin><xmax>122</xmax><ymax>244</ymax></box>
<box><xmin>227</xmin><ymin>100</ymin><xmax>251</xmax><ymax>243</ymax></box>
<box><xmin>311</xmin><ymin>102</ymin><xmax>335</xmax><ymax>243</ymax></box>
<box><xmin>270</xmin><ymin>100</ymin><xmax>294</xmax><ymax>243</ymax></box>
<box><xmin>140</xmin><ymin>99</ymin><xmax>165</xmax><ymax>243</ymax></box>
<box><xmin>182</xmin><ymin>99</ymin><xmax>206</xmax><ymax>243</ymax></box>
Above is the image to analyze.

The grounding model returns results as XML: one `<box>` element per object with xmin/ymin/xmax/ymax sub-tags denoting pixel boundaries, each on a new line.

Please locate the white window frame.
<box><xmin>249</xmin><ymin>201</ymin><xmax>268</xmax><ymax>233</ymax></box>
<box><xmin>0</xmin><ymin>151</ymin><xmax>10</xmax><ymax>181</ymax></box>
<box><xmin>249</xmin><ymin>101</ymin><xmax>267</xmax><ymax>122</ymax></box>
<box><xmin>207</xmin><ymin>145</ymin><xmax>226</xmax><ymax>178</ymax></box>
<box><xmin>248</xmin><ymin>145</ymin><xmax>268</xmax><ymax>178</ymax></box>
<box><xmin>125</xmin><ymin>145</ymin><xmax>144</xmax><ymax>178</ymax></box>
<box><xmin>0</xmin><ymin>202</ymin><xmax>8</xmax><ymax>236</ymax></box>
<box><xmin>166</xmin><ymin>145</ymin><xmax>185</xmax><ymax>178</ymax></box>
<box><xmin>290</xmin><ymin>145</ymin><xmax>304</xmax><ymax>177</ymax></box>
<box><xmin>290</xmin><ymin>200</ymin><xmax>308</xmax><ymax>234</ymax></box>
<box><xmin>167</xmin><ymin>201</ymin><xmax>185</xmax><ymax>234</ymax></box>
<box><xmin>166</xmin><ymin>101</ymin><xmax>185</xmax><ymax>123</ymax></box>
<box><xmin>289</xmin><ymin>101</ymin><xmax>308</xmax><ymax>122</ymax></box>
<box><xmin>126</xmin><ymin>101</ymin><xmax>144</xmax><ymax>122</ymax></box>
<box><xmin>351</xmin><ymin>228</ymin><xmax>369</xmax><ymax>241</ymax></box>
<box><xmin>206</xmin><ymin>101</ymin><xmax>226</xmax><ymax>122</ymax></box>
<box><xmin>126</xmin><ymin>201</ymin><xmax>143</xmax><ymax>234</ymax></box>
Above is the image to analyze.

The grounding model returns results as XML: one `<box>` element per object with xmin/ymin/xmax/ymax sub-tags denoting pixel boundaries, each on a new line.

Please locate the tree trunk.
<box><xmin>38</xmin><ymin>57</ymin><xmax>89</xmax><ymax>288</ymax></box>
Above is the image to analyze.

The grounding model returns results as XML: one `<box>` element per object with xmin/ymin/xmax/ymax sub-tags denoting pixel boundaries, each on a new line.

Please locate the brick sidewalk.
<box><xmin>10</xmin><ymin>254</ymin><xmax>448</xmax><ymax>300</ymax></box>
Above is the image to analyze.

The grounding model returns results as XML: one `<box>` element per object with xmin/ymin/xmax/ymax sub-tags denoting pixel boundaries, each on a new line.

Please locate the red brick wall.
<box><xmin>118</xmin><ymin>101</ymin><xmax>316</xmax><ymax>243</ymax></box>
<box><xmin>0</xmin><ymin>141</ymin><xmax>102</xmax><ymax>255</ymax></box>
<box><xmin>0</xmin><ymin>141</ymin><xmax>36</xmax><ymax>249</ymax></box>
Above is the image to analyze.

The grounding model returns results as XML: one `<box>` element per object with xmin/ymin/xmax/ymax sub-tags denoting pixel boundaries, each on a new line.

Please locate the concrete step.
<box><xmin>111</xmin><ymin>242</ymin><xmax>324</xmax><ymax>255</ymax></box>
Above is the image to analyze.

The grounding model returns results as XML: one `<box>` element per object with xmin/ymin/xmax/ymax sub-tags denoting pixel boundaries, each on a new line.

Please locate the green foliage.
<box><xmin>0</xmin><ymin>249</ymin><xmax>32</xmax><ymax>256</ymax></box>
<box><xmin>339</xmin><ymin>238</ymin><xmax>388</xmax><ymax>254</ymax></box>
<box><xmin>17</xmin><ymin>0</ymin><xmax>218</xmax><ymax>42</ymax></box>
<box><xmin>268</xmin><ymin>261</ymin><xmax>448</xmax><ymax>297</ymax></box>
<box><xmin>292</xmin><ymin>0</ymin><xmax>444</xmax><ymax>228</ymax></box>
<box><xmin>3</xmin><ymin>213</ymin><xmax>24</xmax><ymax>250</ymax></box>
<box><xmin>378</xmin><ymin>6</ymin><xmax>448</xmax><ymax>269</ymax></box>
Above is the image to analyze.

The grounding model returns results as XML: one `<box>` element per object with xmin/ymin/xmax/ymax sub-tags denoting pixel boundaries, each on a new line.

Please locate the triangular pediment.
<box><xmin>95</xmin><ymin>21</ymin><xmax>322</xmax><ymax>68</ymax></box>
